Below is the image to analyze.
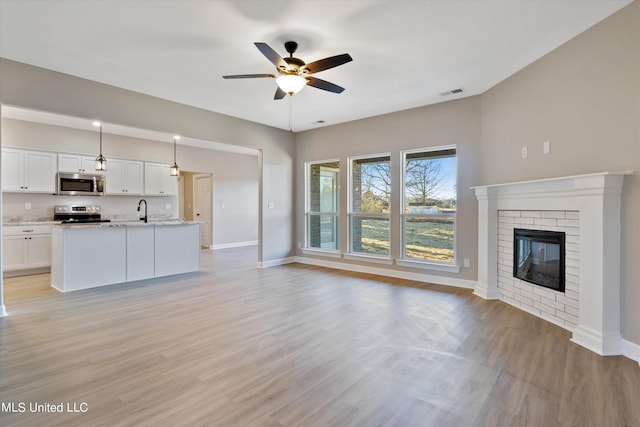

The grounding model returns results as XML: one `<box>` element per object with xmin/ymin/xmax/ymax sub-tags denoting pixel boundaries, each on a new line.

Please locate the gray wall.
<box><xmin>480</xmin><ymin>0</ymin><xmax>640</xmax><ymax>344</ymax></box>
<box><xmin>295</xmin><ymin>96</ymin><xmax>481</xmax><ymax>282</ymax></box>
<box><xmin>0</xmin><ymin>58</ymin><xmax>295</xmax><ymax>262</ymax></box>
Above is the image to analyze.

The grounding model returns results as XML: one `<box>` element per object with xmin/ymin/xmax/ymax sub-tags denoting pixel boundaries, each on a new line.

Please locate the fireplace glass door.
<box><xmin>513</xmin><ymin>228</ymin><xmax>565</xmax><ymax>292</ymax></box>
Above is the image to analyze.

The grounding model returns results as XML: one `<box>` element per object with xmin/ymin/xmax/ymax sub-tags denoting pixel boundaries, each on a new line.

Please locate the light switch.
<box><xmin>268</xmin><ymin>202</ymin><xmax>274</xmax><ymax>209</ymax></box>
<box><xmin>543</xmin><ymin>141</ymin><xmax>550</xmax><ymax>154</ymax></box>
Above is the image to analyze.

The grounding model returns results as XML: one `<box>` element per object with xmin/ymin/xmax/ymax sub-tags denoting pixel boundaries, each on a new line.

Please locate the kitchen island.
<box><xmin>51</xmin><ymin>221</ymin><xmax>200</xmax><ymax>292</ymax></box>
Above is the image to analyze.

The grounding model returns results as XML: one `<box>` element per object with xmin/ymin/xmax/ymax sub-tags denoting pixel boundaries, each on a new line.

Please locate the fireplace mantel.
<box><xmin>472</xmin><ymin>171</ymin><xmax>632</xmax><ymax>356</ymax></box>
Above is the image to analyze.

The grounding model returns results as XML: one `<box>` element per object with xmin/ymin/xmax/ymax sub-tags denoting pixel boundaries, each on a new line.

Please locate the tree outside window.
<box><xmin>350</xmin><ymin>155</ymin><xmax>391</xmax><ymax>256</ymax></box>
<box><xmin>402</xmin><ymin>147</ymin><xmax>457</xmax><ymax>262</ymax></box>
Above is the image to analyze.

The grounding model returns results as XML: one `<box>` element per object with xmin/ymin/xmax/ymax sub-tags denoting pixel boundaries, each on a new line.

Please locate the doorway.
<box><xmin>180</xmin><ymin>172</ymin><xmax>213</xmax><ymax>249</ymax></box>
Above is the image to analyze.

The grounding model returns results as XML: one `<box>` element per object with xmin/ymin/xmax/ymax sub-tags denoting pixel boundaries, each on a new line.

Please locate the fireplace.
<box><xmin>513</xmin><ymin>228</ymin><xmax>565</xmax><ymax>292</ymax></box>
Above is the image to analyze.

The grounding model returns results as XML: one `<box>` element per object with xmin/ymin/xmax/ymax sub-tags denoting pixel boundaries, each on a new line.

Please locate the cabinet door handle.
<box><xmin>22</xmin><ymin>230</ymin><xmax>34</xmax><ymax>233</ymax></box>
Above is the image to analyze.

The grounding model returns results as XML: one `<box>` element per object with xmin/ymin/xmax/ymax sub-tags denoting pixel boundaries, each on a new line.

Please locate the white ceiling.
<box><xmin>0</xmin><ymin>0</ymin><xmax>632</xmax><ymax>132</ymax></box>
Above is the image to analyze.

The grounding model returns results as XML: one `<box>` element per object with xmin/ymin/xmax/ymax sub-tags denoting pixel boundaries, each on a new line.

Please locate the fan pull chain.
<box><xmin>288</xmin><ymin>95</ymin><xmax>293</xmax><ymax>132</ymax></box>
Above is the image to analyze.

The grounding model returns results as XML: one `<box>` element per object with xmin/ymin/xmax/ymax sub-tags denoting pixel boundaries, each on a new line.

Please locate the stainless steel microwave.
<box><xmin>57</xmin><ymin>172</ymin><xmax>105</xmax><ymax>196</ymax></box>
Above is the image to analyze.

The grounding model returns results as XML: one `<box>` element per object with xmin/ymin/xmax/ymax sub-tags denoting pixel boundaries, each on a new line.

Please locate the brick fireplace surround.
<box><xmin>473</xmin><ymin>172</ymin><xmax>631</xmax><ymax>356</ymax></box>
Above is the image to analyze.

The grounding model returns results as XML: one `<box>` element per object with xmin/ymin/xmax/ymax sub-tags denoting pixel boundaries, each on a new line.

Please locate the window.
<box><xmin>306</xmin><ymin>160</ymin><xmax>339</xmax><ymax>250</ymax></box>
<box><xmin>401</xmin><ymin>146</ymin><xmax>457</xmax><ymax>263</ymax></box>
<box><xmin>349</xmin><ymin>154</ymin><xmax>391</xmax><ymax>257</ymax></box>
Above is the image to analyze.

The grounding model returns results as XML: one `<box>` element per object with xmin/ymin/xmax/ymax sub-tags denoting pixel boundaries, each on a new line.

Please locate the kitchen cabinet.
<box><xmin>2</xmin><ymin>225</ymin><xmax>52</xmax><ymax>273</ymax></box>
<box><xmin>1</xmin><ymin>148</ymin><xmax>57</xmax><ymax>193</ymax></box>
<box><xmin>144</xmin><ymin>162</ymin><xmax>178</xmax><ymax>195</ymax></box>
<box><xmin>58</xmin><ymin>153</ymin><xmax>101</xmax><ymax>174</ymax></box>
<box><xmin>105</xmin><ymin>159</ymin><xmax>143</xmax><ymax>195</ymax></box>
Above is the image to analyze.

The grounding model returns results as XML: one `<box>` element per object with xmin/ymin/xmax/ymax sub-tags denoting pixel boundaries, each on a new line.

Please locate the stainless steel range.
<box><xmin>54</xmin><ymin>205</ymin><xmax>111</xmax><ymax>224</ymax></box>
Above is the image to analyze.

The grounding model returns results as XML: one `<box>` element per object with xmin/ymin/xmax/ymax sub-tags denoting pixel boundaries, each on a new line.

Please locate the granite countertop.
<box><xmin>54</xmin><ymin>219</ymin><xmax>200</xmax><ymax>228</ymax></box>
<box><xmin>3</xmin><ymin>220</ymin><xmax>62</xmax><ymax>226</ymax></box>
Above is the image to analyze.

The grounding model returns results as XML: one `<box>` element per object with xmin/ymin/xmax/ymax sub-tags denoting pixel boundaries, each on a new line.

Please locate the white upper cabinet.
<box><xmin>58</xmin><ymin>153</ymin><xmax>101</xmax><ymax>174</ymax></box>
<box><xmin>144</xmin><ymin>162</ymin><xmax>178</xmax><ymax>195</ymax></box>
<box><xmin>105</xmin><ymin>159</ymin><xmax>143</xmax><ymax>195</ymax></box>
<box><xmin>2</xmin><ymin>148</ymin><xmax>57</xmax><ymax>193</ymax></box>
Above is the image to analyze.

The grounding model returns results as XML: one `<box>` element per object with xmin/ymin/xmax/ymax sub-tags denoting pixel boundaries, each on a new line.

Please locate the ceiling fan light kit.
<box><xmin>223</xmin><ymin>41</ymin><xmax>352</xmax><ymax>100</ymax></box>
<box><xmin>276</xmin><ymin>74</ymin><xmax>306</xmax><ymax>95</ymax></box>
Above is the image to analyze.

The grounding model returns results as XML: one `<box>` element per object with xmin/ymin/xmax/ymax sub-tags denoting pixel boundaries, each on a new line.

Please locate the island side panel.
<box><xmin>59</xmin><ymin>226</ymin><xmax>127</xmax><ymax>292</ymax></box>
<box><xmin>126</xmin><ymin>226</ymin><xmax>155</xmax><ymax>282</ymax></box>
<box><xmin>154</xmin><ymin>224</ymin><xmax>200</xmax><ymax>277</ymax></box>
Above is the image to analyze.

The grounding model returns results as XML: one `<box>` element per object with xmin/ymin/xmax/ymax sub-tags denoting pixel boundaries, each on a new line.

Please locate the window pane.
<box><xmin>351</xmin><ymin>215</ymin><xmax>390</xmax><ymax>256</ymax></box>
<box><xmin>404</xmin><ymin>216</ymin><xmax>454</xmax><ymax>262</ymax></box>
<box><xmin>403</xmin><ymin>148</ymin><xmax>456</xmax><ymax>262</ymax></box>
<box><xmin>307</xmin><ymin>161</ymin><xmax>339</xmax><ymax>251</ymax></box>
<box><xmin>309</xmin><ymin>162</ymin><xmax>339</xmax><ymax>213</ymax></box>
<box><xmin>351</xmin><ymin>156</ymin><xmax>391</xmax><ymax>213</ymax></box>
<box><xmin>309</xmin><ymin>214</ymin><xmax>339</xmax><ymax>250</ymax></box>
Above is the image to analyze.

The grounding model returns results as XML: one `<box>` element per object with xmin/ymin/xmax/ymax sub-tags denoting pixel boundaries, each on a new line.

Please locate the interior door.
<box><xmin>194</xmin><ymin>174</ymin><xmax>212</xmax><ymax>248</ymax></box>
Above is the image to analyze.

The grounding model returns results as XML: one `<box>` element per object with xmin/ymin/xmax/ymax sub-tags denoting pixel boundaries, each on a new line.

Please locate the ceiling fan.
<box><xmin>223</xmin><ymin>41</ymin><xmax>353</xmax><ymax>99</ymax></box>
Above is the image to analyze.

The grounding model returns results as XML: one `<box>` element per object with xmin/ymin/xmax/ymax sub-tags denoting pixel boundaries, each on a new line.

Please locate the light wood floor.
<box><xmin>1</xmin><ymin>247</ymin><xmax>638</xmax><ymax>427</ymax></box>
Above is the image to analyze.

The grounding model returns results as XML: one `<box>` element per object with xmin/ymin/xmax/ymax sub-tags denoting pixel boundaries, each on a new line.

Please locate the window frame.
<box><xmin>397</xmin><ymin>145</ymin><xmax>460</xmax><ymax>272</ymax></box>
<box><xmin>347</xmin><ymin>152</ymin><xmax>392</xmax><ymax>261</ymax></box>
<box><xmin>304</xmin><ymin>159</ymin><xmax>341</xmax><ymax>254</ymax></box>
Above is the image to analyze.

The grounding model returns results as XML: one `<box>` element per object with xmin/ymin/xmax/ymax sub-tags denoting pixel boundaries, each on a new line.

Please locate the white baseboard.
<box><xmin>211</xmin><ymin>240</ymin><xmax>258</xmax><ymax>250</ymax></box>
<box><xmin>0</xmin><ymin>304</ymin><xmax>6</xmax><ymax>317</ymax></box>
<box><xmin>257</xmin><ymin>257</ymin><xmax>296</xmax><ymax>269</ymax></box>
<box><xmin>294</xmin><ymin>256</ymin><xmax>476</xmax><ymax>290</ymax></box>
<box><xmin>622</xmin><ymin>339</ymin><xmax>640</xmax><ymax>365</ymax></box>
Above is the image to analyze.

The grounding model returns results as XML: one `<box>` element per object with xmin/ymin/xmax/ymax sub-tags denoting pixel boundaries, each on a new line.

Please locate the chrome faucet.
<box><xmin>137</xmin><ymin>199</ymin><xmax>148</xmax><ymax>223</ymax></box>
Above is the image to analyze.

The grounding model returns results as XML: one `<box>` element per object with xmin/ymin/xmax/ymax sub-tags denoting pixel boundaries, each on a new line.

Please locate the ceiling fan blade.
<box><xmin>302</xmin><ymin>53</ymin><xmax>353</xmax><ymax>74</ymax></box>
<box><xmin>274</xmin><ymin>87</ymin><xmax>287</xmax><ymax>100</ymax></box>
<box><xmin>222</xmin><ymin>74</ymin><xmax>275</xmax><ymax>79</ymax></box>
<box><xmin>305</xmin><ymin>76</ymin><xmax>345</xmax><ymax>94</ymax></box>
<box><xmin>254</xmin><ymin>42</ymin><xmax>288</xmax><ymax>70</ymax></box>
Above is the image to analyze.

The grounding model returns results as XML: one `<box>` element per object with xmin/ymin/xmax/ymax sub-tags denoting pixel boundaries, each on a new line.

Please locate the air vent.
<box><xmin>439</xmin><ymin>88</ymin><xmax>465</xmax><ymax>97</ymax></box>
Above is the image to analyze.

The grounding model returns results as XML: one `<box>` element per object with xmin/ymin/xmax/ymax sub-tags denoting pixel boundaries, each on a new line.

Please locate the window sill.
<box><xmin>395</xmin><ymin>258</ymin><xmax>461</xmax><ymax>273</ymax></box>
<box><xmin>343</xmin><ymin>253</ymin><xmax>394</xmax><ymax>265</ymax></box>
<box><xmin>301</xmin><ymin>248</ymin><xmax>342</xmax><ymax>259</ymax></box>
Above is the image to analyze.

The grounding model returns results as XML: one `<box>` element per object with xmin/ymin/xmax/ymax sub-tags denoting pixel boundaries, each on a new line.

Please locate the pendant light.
<box><xmin>170</xmin><ymin>135</ymin><xmax>180</xmax><ymax>176</ymax></box>
<box><xmin>93</xmin><ymin>121</ymin><xmax>107</xmax><ymax>171</ymax></box>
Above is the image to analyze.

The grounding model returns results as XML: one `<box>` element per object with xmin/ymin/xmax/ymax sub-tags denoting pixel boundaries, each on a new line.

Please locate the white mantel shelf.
<box><xmin>472</xmin><ymin>171</ymin><xmax>633</xmax><ymax>356</ymax></box>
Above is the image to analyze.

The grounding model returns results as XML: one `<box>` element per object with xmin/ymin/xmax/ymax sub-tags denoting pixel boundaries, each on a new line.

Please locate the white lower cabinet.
<box><xmin>2</xmin><ymin>225</ymin><xmax>52</xmax><ymax>273</ymax></box>
<box><xmin>51</xmin><ymin>223</ymin><xmax>200</xmax><ymax>292</ymax></box>
<box><xmin>126</xmin><ymin>227</ymin><xmax>155</xmax><ymax>281</ymax></box>
<box><xmin>154</xmin><ymin>225</ymin><xmax>200</xmax><ymax>276</ymax></box>
<box><xmin>51</xmin><ymin>227</ymin><xmax>127</xmax><ymax>292</ymax></box>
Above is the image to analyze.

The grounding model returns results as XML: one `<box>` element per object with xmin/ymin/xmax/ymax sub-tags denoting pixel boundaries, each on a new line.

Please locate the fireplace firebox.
<box><xmin>513</xmin><ymin>228</ymin><xmax>565</xmax><ymax>292</ymax></box>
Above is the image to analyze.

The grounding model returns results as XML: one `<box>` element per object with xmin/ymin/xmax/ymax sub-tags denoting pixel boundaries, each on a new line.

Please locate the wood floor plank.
<box><xmin>1</xmin><ymin>246</ymin><xmax>638</xmax><ymax>426</ymax></box>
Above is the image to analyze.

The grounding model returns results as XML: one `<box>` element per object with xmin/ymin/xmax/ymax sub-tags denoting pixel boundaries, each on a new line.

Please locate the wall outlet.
<box><xmin>297</xmin><ymin>241</ymin><xmax>301</xmax><ymax>248</ymax></box>
<box><xmin>221</xmin><ymin>203</ymin><xmax>225</xmax><ymax>209</ymax></box>
<box><xmin>268</xmin><ymin>202</ymin><xmax>274</xmax><ymax>209</ymax></box>
<box><xmin>543</xmin><ymin>141</ymin><xmax>550</xmax><ymax>154</ymax></box>
<box><xmin>521</xmin><ymin>146</ymin><xmax>528</xmax><ymax>159</ymax></box>
<box><xmin>464</xmin><ymin>258</ymin><xmax>470</xmax><ymax>268</ymax></box>
<box><xmin>25</xmin><ymin>202</ymin><xmax>31</xmax><ymax>210</ymax></box>
<box><xmin>164</xmin><ymin>204</ymin><xmax>171</xmax><ymax>210</ymax></box>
